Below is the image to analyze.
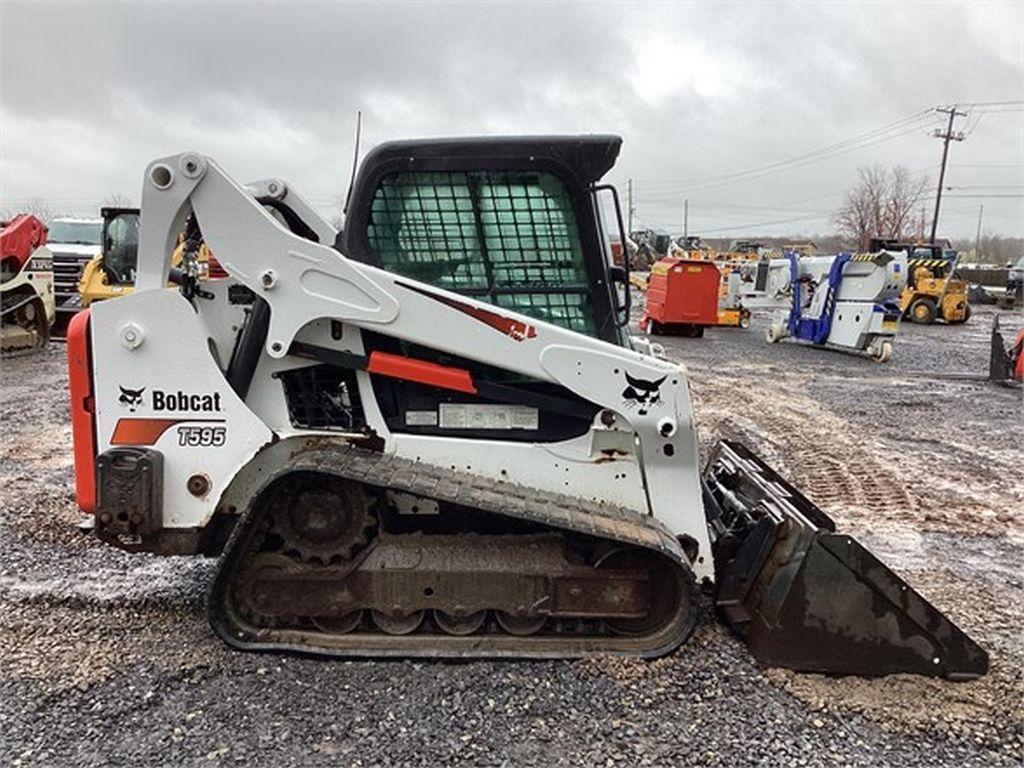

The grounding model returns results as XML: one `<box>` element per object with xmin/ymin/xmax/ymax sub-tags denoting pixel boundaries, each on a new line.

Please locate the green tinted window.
<box><xmin>366</xmin><ymin>170</ymin><xmax>595</xmax><ymax>334</ymax></box>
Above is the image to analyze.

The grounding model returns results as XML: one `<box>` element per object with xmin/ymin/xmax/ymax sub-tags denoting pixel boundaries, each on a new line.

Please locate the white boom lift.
<box><xmin>724</xmin><ymin>251</ymin><xmax>907</xmax><ymax>362</ymax></box>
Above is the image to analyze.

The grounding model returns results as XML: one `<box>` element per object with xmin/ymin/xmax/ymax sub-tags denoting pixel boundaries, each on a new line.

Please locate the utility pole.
<box><xmin>974</xmin><ymin>204</ymin><xmax>984</xmax><ymax>260</ymax></box>
<box><xmin>683</xmin><ymin>198</ymin><xmax>689</xmax><ymax>239</ymax></box>
<box><xmin>626</xmin><ymin>179</ymin><xmax>635</xmax><ymax>233</ymax></box>
<box><xmin>929</xmin><ymin>105</ymin><xmax>966</xmax><ymax>244</ymax></box>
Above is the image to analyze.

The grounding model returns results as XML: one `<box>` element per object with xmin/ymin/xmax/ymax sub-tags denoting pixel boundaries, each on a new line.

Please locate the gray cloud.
<box><xmin>2</xmin><ymin>0</ymin><xmax>1021</xmax><ymax>238</ymax></box>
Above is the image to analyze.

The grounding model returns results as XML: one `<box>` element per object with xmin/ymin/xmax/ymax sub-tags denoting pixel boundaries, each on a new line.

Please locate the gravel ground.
<box><xmin>1</xmin><ymin>304</ymin><xmax>1022</xmax><ymax>767</ymax></box>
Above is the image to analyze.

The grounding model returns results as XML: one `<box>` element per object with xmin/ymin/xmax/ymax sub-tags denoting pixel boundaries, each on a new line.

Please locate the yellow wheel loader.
<box><xmin>68</xmin><ymin>138</ymin><xmax>987</xmax><ymax>678</ymax></box>
<box><xmin>873</xmin><ymin>239</ymin><xmax>970</xmax><ymax>324</ymax></box>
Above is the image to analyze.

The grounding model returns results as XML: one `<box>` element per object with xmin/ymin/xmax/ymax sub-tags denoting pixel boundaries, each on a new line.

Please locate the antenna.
<box><xmin>342</xmin><ymin>110</ymin><xmax>363</xmax><ymax>215</ymax></box>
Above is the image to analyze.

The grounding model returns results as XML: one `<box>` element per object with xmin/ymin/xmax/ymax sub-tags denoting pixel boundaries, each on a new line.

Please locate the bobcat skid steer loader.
<box><xmin>68</xmin><ymin>138</ymin><xmax>987</xmax><ymax>678</ymax></box>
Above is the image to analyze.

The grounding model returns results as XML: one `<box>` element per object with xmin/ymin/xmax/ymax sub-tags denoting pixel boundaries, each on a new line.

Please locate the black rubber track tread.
<box><xmin>208</xmin><ymin>442</ymin><xmax>701</xmax><ymax>659</ymax></box>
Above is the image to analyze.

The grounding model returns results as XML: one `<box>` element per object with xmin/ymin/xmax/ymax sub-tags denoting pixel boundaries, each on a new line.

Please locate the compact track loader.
<box><xmin>69</xmin><ymin>138</ymin><xmax>986</xmax><ymax>678</ymax></box>
<box><xmin>2</xmin><ymin>214</ymin><xmax>55</xmax><ymax>356</ymax></box>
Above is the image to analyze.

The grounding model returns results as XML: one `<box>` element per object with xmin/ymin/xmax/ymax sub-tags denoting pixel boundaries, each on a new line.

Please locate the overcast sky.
<box><xmin>2</xmin><ymin>0</ymin><xmax>1021</xmax><ymax>239</ymax></box>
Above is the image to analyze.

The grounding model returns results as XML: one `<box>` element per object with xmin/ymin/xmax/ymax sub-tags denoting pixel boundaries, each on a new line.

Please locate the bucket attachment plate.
<box><xmin>703</xmin><ymin>440</ymin><xmax>988</xmax><ymax>680</ymax></box>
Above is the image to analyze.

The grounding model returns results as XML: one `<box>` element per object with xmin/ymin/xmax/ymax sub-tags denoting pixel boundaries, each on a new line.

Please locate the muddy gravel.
<box><xmin>1</xmin><ymin>305</ymin><xmax>1022</xmax><ymax>767</ymax></box>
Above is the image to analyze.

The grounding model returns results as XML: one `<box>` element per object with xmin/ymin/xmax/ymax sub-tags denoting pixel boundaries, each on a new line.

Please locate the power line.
<box><xmin>648</xmin><ymin>124</ymin><xmax>935</xmax><ymax>195</ymax></box>
<box><xmin>953</xmin><ymin>100</ymin><xmax>1024</xmax><ymax>107</ymax></box>
<box><xmin>693</xmin><ymin>213</ymin><xmax>825</xmax><ymax>234</ymax></box>
<box><xmin>624</xmin><ymin>110</ymin><xmax>936</xmax><ymax>192</ymax></box>
<box><xmin>646</xmin><ymin>199</ymin><xmax>832</xmax><ymax>216</ymax></box>
<box><xmin>944</xmin><ymin>193</ymin><xmax>1024</xmax><ymax>198</ymax></box>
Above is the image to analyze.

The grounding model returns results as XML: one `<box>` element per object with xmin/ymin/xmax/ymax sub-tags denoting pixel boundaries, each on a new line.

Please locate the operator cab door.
<box><xmin>340</xmin><ymin>136</ymin><xmax>630</xmax><ymax>346</ymax></box>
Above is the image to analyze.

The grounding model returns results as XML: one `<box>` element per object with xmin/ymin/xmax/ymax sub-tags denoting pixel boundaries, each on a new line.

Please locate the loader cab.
<box><xmin>77</xmin><ymin>207</ymin><xmax>140</xmax><ymax>309</ymax></box>
<box><xmin>870</xmin><ymin>239</ymin><xmax>956</xmax><ymax>281</ymax></box>
<box><xmin>340</xmin><ymin>136</ymin><xmax>631</xmax><ymax>346</ymax></box>
<box><xmin>99</xmin><ymin>207</ymin><xmax>140</xmax><ymax>285</ymax></box>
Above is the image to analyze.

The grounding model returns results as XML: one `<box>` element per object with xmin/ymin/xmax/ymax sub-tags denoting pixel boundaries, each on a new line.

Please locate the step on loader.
<box><xmin>68</xmin><ymin>137</ymin><xmax>987</xmax><ymax>678</ymax></box>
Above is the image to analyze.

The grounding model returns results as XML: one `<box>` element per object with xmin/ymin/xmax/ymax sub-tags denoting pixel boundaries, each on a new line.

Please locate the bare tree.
<box><xmin>10</xmin><ymin>197</ymin><xmax>68</xmax><ymax>224</ymax></box>
<box><xmin>952</xmin><ymin>233</ymin><xmax>1024</xmax><ymax>265</ymax></box>
<box><xmin>833</xmin><ymin>165</ymin><xmax>931</xmax><ymax>250</ymax></box>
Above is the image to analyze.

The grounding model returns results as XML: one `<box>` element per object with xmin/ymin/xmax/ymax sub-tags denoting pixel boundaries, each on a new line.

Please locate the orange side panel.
<box><xmin>367</xmin><ymin>351</ymin><xmax>478</xmax><ymax>395</ymax></box>
<box><xmin>67</xmin><ymin>310</ymin><xmax>96</xmax><ymax>513</ymax></box>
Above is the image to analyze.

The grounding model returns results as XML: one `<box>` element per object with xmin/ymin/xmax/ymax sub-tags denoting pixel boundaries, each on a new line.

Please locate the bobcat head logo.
<box><xmin>622</xmin><ymin>372</ymin><xmax>667</xmax><ymax>416</ymax></box>
<box><xmin>119</xmin><ymin>386</ymin><xmax>146</xmax><ymax>412</ymax></box>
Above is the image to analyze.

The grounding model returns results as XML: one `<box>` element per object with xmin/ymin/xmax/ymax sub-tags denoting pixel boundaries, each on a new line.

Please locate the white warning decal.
<box><xmin>405</xmin><ymin>410</ymin><xmax>439</xmax><ymax>426</ymax></box>
<box><xmin>438</xmin><ymin>403</ymin><xmax>539</xmax><ymax>430</ymax></box>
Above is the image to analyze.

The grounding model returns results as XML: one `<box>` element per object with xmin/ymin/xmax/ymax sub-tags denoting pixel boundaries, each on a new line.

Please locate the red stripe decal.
<box><xmin>398</xmin><ymin>282</ymin><xmax>537</xmax><ymax>342</ymax></box>
<box><xmin>367</xmin><ymin>351</ymin><xmax>477</xmax><ymax>394</ymax></box>
<box><xmin>110</xmin><ymin>418</ymin><xmax>185</xmax><ymax>446</ymax></box>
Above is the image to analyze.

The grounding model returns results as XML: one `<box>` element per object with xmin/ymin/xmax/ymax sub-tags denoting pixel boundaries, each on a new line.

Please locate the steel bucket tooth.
<box><xmin>702</xmin><ymin>440</ymin><xmax>989</xmax><ymax>680</ymax></box>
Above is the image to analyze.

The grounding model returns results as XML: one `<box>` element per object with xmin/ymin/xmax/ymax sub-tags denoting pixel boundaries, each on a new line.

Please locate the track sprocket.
<box><xmin>268</xmin><ymin>473</ymin><xmax>376</xmax><ymax>563</ymax></box>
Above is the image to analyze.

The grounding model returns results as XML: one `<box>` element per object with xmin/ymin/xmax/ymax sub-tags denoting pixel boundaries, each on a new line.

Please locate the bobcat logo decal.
<box><xmin>621</xmin><ymin>372</ymin><xmax>666</xmax><ymax>416</ymax></box>
<box><xmin>119</xmin><ymin>386</ymin><xmax>146</xmax><ymax>412</ymax></box>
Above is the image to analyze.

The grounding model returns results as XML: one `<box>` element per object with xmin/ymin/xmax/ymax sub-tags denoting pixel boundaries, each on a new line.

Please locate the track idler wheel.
<box><xmin>596</xmin><ymin>548</ymin><xmax>688</xmax><ymax>637</ymax></box>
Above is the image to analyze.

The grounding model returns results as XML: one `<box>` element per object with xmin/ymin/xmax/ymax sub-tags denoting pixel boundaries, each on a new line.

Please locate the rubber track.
<box><xmin>208</xmin><ymin>442</ymin><xmax>700</xmax><ymax>659</ymax></box>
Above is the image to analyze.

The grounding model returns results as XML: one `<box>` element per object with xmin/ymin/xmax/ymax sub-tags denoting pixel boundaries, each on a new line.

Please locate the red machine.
<box><xmin>1</xmin><ymin>214</ymin><xmax>48</xmax><ymax>272</ymax></box>
<box><xmin>639</xmin><ymin>257</ymin><xmax>721</xmax><ymax>337</ymax></box>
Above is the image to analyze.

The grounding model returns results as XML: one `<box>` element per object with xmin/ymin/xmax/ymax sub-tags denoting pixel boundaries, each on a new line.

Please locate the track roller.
<box><xmin>434</xmin><ymin>610</ymin><xmax>487</xmax><ymax>636</ymax></box>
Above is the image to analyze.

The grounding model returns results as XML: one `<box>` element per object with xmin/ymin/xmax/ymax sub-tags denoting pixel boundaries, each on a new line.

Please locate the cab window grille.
<box><xmin>366</xmin><ymin>170</ymin><xmax>595</xmax><ymax>334</ymax></box>
<box><xmin>494</xmin><ymin>292</ymin><xmax>594</xmax><ymax>335</ymax></box>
